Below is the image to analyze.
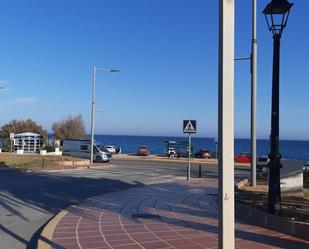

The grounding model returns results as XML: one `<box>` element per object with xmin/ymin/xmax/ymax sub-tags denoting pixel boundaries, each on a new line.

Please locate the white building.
<box><xmin>14</xmin><ymin>132</ymin><xmax>43</xmax><ymax>153</ymax></box>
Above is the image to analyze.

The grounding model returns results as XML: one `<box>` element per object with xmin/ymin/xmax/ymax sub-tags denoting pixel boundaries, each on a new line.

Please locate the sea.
<box><xmin>94</xmin><ymin>135</ymin><xmax>309</xmax><ymax>161</ymax></box>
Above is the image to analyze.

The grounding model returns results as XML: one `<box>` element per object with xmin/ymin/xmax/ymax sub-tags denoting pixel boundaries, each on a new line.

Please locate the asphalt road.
<box><xmin>0</xmin><ymin>159</ymin><xmax>249</xmax><ymax>249</ymax></box>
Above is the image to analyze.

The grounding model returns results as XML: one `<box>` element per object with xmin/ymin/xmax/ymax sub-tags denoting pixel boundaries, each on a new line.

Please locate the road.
<box><xmin>0</xmin><ymin>159</ymin><xmax>249</xmax><ymax>249</ymax></box>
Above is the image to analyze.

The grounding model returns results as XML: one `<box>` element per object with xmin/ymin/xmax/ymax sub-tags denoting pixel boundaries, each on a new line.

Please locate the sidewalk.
<box><xmin>38</xmin><ymin>179</ymin><xmax>309</xmax><ymax>249</ymax></box>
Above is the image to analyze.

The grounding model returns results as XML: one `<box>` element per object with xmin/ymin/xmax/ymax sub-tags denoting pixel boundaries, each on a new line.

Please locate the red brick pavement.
<box><xmin>42</xmin><ymin>179</ymin><xmax>309</xmax><ymax>249</ymax></box>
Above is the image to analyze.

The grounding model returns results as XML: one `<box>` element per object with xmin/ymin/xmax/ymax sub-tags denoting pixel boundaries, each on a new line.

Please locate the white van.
<box><xmin>62</xmin><ymin>139</ymin><xmax>111</xmax><ymax>163</ymax></box>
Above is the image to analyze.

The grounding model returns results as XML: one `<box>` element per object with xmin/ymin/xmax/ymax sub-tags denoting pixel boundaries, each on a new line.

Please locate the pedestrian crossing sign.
<box><xmin>183</xmin><ymin>120</ymin><xmax>197</xmax><ymax>133</ymax></box>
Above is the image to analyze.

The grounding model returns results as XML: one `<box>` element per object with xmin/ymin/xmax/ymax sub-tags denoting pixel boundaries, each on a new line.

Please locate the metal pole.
<box><xmin>187</xmin><ymin>133</ymin><xmax>191</xmax><ymax>181</ymax></box>
<box><xmin>90</xmin><ymin>67</ymin><xmax>96</xmax><ymax>166</ymax></box>
<box><xmin>267</xmin><ymin>34</ymin><xmax>282</xmax><ymax>214</ymax></box>
<box><xmin>218</xmin><ymin>0</ymin><xmax>235</xmax><ymax>248</ymax></box>
<box><xmin>251</xmin><ymin>0</ymin><xmax>257</xmax><ymax>187</ymax></box>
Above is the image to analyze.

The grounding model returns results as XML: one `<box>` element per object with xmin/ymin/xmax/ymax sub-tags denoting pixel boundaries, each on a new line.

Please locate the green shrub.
<box><xmin>43</xmin><ymin>145</ymin><xmax>54</xmax><ymax>152</ymax></box>
<box><xmin>2</xmin><ymin>139</ymin><xmax>12</xmax><ymax>152</ymax></box>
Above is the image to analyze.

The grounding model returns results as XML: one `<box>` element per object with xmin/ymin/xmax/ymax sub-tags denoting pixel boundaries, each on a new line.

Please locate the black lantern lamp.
<box><xmin>263</xmin><ymin>0</ymin><xmax>293</xmax><ymax>214</ymax></box>
<box><xmin>263</xmin><ymin>0</ymin><xmax>293</xmax><ymax>36</ymax></box>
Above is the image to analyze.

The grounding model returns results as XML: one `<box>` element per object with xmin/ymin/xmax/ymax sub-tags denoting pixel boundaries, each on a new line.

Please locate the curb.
<box><xmin>37</xmin><ymin>209</ymin><xmax>68</xmax><ymax>249</ymax></box>
<box><xmin>236</xmin><ymin>202</ymin><xmax>309</xmax><ymax>241</ymax></box>
<box><xmin>112</xmin><ymin>154</ymin><xmax>250</xmax><ymax>168</ymax></box>
<box><xmin>27</xmin><ymin>163</ymin><xmax>114</xmax><ymax>172</ymax></box>
<box><xmin>113</xmin><ymin>154</ymin><xmax>219</xmax><ymax>165</ymax></box>
<box><xmin>235</xmin><ymin>179</ymin><xmax>309</xmax><ymax>241</ymax></box>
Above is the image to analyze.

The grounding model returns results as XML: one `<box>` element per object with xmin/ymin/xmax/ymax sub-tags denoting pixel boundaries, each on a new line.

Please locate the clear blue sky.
<box><xmin>0</xmin><ymin>0</ymin><xmax>308</xmax><ymax>140</ymax></box>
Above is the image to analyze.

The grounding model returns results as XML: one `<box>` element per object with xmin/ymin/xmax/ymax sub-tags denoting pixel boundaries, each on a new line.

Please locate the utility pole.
<box><xmin>251</xmin><ymin>0</ymin><xmax>257</xmax><ymax>187</ymax></box>
<box><xmin>218</xmin><ymin>0</ymin><xmax>235</xmax><ymax>248</ymax></box>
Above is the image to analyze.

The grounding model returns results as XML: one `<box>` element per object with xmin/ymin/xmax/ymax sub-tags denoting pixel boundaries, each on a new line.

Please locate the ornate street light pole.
<box><xmin>263</xmin><ymin>0</ymin><xmax>293</xmax><ymax>214</ymax></box>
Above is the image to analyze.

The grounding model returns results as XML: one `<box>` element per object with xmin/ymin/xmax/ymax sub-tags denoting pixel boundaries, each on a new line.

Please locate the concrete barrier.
<box><xmin>40</xmin><ymin>150</ymin><xmax>47</xmax><ymax>155</ymax></box>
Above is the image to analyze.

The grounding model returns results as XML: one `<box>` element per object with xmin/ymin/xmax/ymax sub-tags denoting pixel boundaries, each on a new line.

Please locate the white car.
<box><xmin>105</xmin><ymin>145</ymin><xmax>116</xmax><ymax>154</ymax></box>
<box><xmin>257</xmin><ymin>156</ymin><xmax>270</xmax><ymax>174</ymax></box>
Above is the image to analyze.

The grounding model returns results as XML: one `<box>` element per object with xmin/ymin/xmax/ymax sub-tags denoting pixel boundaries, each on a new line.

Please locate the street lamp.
<box><xmin>90</xmin><ymin>66</ymin><xmax>119</xmax><ymax>165</ymax></box>
<box><xmin>263</xmin><ymin>0</ymin><xmax>293</xmax><ymax>214</ymax></box>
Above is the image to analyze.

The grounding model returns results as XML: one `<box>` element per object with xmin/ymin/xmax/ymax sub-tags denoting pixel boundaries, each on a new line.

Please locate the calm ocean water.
<box><xmin>94</xmin><ymin>135</ymin><xmax>309</xmax><ymax>161</ymax></box>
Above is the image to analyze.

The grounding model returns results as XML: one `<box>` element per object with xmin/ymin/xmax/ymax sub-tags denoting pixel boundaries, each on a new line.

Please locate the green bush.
<box><xmin>2</xmin><ymin>139</ymin><xmax>12</xmax><ymax>152</ymax></box>
<box><xmin>43</xmin><ymin>145</ymin><xmax>54</xmax><ymax>153</ymax></box>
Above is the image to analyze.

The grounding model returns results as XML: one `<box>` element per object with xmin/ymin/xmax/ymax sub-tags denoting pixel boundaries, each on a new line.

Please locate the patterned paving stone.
<box><xmin>47</xmin><ymin>179</ymin><xmax>309</xmax><ymax>249</ymax></box>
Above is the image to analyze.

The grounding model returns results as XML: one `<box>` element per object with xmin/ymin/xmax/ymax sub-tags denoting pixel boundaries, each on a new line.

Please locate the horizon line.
<box><xmin>87</xmin><ymin>133</ymin><xmax>309</xmax><ymax>142</ymax></box>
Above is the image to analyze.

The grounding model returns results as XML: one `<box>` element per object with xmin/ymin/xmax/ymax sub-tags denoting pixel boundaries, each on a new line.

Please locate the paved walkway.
<box><xmin>39</xmin><ymin>179</ymin><xmax>309</xmax><ymax>249</ymax></box>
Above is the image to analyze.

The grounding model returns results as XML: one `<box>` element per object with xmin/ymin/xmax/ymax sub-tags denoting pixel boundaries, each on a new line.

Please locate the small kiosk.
<box><xmin>14</xmin><ymin>132</ymin><xmax>43</xmax><ymax>153</ymax></box>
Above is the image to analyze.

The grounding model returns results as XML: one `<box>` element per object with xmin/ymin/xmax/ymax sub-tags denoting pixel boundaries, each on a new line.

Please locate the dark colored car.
<box><xmin>114</xmin><ymin>146</ymin><xmax>121</xmax><ymax>154</ymax></box>
<box><xmin>195</xmin><ymin>149</ymin><xmax>214</xmax><ymax>159</ymax></box>
<box><xmin>137</xmin><ymin>146</ymin><xmax>150</xmax><ymax>156</ymax></box>
<box><xmin>234</xmin><ymin>153</ymin><xmax>251</xmax><ymax>163</ymax></box>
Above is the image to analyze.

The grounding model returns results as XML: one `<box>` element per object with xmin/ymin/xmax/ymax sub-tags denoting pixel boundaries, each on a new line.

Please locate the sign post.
<box><xmin>183</xmin><ymin>120</ymin><xmax>197</xmax><ymax>181</ymax></box>
<box><xmin>187</xmin><ymin>133</ymin><xmax>192</xmax><ymax>181</ymax></box>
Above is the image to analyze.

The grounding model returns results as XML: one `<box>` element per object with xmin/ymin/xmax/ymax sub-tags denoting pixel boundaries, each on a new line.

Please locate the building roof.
<box><xmin>15</xmin><ymin>132</ymin><xmax>42</xmax><ymax>137</ymax></box>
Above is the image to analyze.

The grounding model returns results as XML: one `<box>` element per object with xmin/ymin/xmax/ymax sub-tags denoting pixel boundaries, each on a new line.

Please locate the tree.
<box><xmin>0</xmin><ymin>119</ymin><xmax>47</xmax><ymax>138</ymax></box>
<box><xmin>52</xmin><ymin>114</ymin><xmax>86</xmax><ymax>140</ymax></box>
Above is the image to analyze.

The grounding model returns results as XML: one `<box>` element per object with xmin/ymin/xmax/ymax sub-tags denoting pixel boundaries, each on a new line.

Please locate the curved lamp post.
<box><xmin>263</xmin><ymin>0</ymin><xmax>293</xmax><ymax>214</ymax></box>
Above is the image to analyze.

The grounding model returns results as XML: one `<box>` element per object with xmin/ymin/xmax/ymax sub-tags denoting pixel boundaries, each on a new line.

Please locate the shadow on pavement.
<box><xmin>59</xmin><ymin>181</ymin><xmax>308</xmax><ymax>249</ymax></box>
<box><xmin>0</xmin><ymin>164</ymin><xmax>145</xmax><ymax>249</ymax></box>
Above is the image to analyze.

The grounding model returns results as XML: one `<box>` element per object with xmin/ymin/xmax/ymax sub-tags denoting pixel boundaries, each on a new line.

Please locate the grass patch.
<box><xmin>0</xmin><ymin>152</ymin><xmax>85</xmax><ymax>170</ymax></box>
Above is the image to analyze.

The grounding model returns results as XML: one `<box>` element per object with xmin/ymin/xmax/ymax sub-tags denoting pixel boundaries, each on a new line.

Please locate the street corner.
<box><xmin>37</xmin><ymin>210</ymin><xmax>68</xmax><ymax>249</ymax></box>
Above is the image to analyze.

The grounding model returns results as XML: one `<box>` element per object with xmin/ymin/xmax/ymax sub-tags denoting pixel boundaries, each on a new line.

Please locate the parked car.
<box><xmin>97</xmin><ymin>145</ymin><xmax>113</xmax><ymax>157</ymax></box>
<box><xmin>234</xmin><ymin>153</ymin><xmax>251</xmax><ymax>163</ymax></box>
<box><xmin>137</xmin><ymin>146</ymin><xmax>150</xmax><ymax>156</ymax></box>
<box><xmin>105</xmin><ymin>145</ymin><xmax>116</xmax><ymax>154</ymax></box>
<box><xmin>195</xmin><ymin>149</ymin><xmax>214</xmax><ymax>159</ymax></box>
<box><xmin>114</xmin><ymin>146</ymin><xmax>121</xmax><ymax>154</ymax></box>
<box><xmin>256</xmin><ymin>155</ymin><xmax>269</xmax><ymax>170</ymax></box>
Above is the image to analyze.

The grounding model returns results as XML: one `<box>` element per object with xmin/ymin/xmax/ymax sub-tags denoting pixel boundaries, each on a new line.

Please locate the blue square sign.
<box><xmin>183</xmin><ymin>120</ymin><xmax>197</xmax><ymax>133</ymax></box>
